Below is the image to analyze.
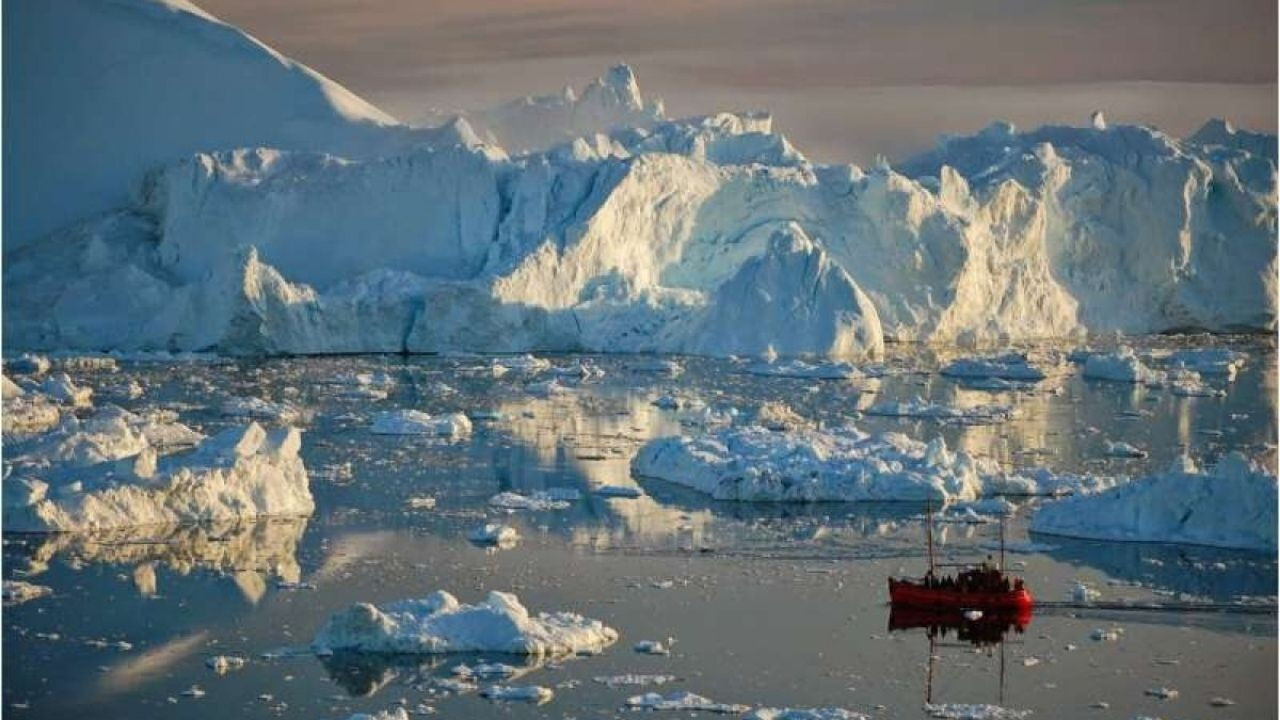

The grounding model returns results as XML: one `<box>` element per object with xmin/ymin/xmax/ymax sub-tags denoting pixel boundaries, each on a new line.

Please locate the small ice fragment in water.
<box><xmin>1071</xmin><ymin>583</ymin><xmax>1101</xmax><ymax>602</ymax></box>
<box><xmin>625</xmin><ymin>691</ymin><xmax>748</xmax><ymax>713</ymax></box>
<box><xmin>1144</xmin><ymin>687</ymin><xmax>1178</xmax><ymax>699</ymax></box>
<box><xmin>963</xmin><ymin>610</ymin><xmax>983</xmax><ymax>621</ymax></box>
<box><xmin>205</xmin><ymin>655</ymin><xmax>246</xmax><ymax>674</ymax></box>
<box><xmin>3</xmin><ymin>580</ymin><xmax>53</xmax><ymax>605</ymax></box>
<box><xmin>634</xmin><ymin>640</ymin><xmax>671</xmax><ymax>655</ymax></box>
<box><xmin>406</xmin><ymin>496</ymin><xmax>437</xmax><ymax>510</ymax></box>
<box><xmin>467</xmin><ymin>524</ymin><xmax>519</xmax><ymax>547</ymax></box>
<box><xmin>480</xmin><ymin>684</ymin><xmax>553</xmax><ymax>703</ymax></box>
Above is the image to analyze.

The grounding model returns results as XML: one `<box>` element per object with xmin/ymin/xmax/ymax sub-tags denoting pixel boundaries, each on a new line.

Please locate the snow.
<box><xmin>1031</xmin><ymin>453</ymin><xmax>1278</xmax><ymax>551</ymax></box>
<box><xmin>4</xmin><ymin>421</ymin><xmax>314</xmax><ymax>532</ymax></box>
<box><xmin>370</xmin><ymin>410</ymin><xmax>472</xmax><ymax>437</ymax></box>
<box><xmin>3</xmin><ymin>580</ymin><xmax>53</xmax><ymax>605</ymax></box>
<box><xmin>312</xmin><ymin>590</ymin><xmax>619</xmax><ymax>657</ymax></box>
<box><xmin>4</xmin><ymin>4</ymin><xmax>1275</xmax><ymax>358</ymax></box>
<box><xmin>625</xmin><ymin>691</ymin><xmax>749</xmax><ymax>713</ymax></box>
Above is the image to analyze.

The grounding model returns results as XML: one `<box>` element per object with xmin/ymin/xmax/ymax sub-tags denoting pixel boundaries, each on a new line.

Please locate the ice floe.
<box><xmin>467</xmin><ymin>523</ymin><xmax>520</xmax><ymax>547</ymax></box>
<box><xmin>3</xmin><ymin>580</ymin><xmax>53</xmax><ymax>605</ymax></box>
<box><xmin>745</xmin><ymin>710</ymin><xmax>869</xmax><ymax>720</ymax></box>
<box><xmin>479</xmin><ymin>684</ymin><xmax>554</xmax><ymax>703</ymax></box>
<box><xmin>4</xmin><ymin>421</ymin><xmax>313</xmax><ymax>532</ymax></box>
<box><xmin>1081</xmin><ymin>347</ymin><xmax>1163</xmax><ymax>383</ymax></box>
<box><xmin>941</xmin><ymin>353</ymin><xmax>1048</xmax><ymax>382</ymax></box>
<box><xmin>864</xmin><ymin>398</ymin><xmax>1015</xmax><ymax>424</ymax></box>
<box><xmin>370</xmin><ymin>410</ymin><xmax>472</xmax><ymax>437</ymax></box>
<box><xmin>924</xmin><ymin>704</ymin><xmax>1031</xmax><ymax>719</ymax></box>
<box><xmin>740</xmin><ymin>359</ymin><xmax>866</xmax><ymax>380</ymax></box>
<box><xmin>39</xmin><ymin>373</ymin><xmax>93</xmax><ymax>407</ymax></box>
<box><xmin>312</xmin><ymin>590</ymin><xmax>618</xmax><ymax>656</ymax></box>
<box><xmin>625</xmin><ymin>691</ymin><xmax>749</xmax><ymax>713</ymax></box>
<box><xmin>489</xmin><ymin>489</ymin><xmax>579</xmax><ymax>511</ymax></box>
<box><xmin>1031</xmin><ymin>453</ymin><xmax>1277</xmax><ymax>551</ymax></box>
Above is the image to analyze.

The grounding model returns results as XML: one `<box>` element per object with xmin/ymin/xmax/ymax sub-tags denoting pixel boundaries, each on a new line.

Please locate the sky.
<box><xmin>201</xmin><ymin>0</ymin><xmax>1276</xmax><ymax>164</ymax></box>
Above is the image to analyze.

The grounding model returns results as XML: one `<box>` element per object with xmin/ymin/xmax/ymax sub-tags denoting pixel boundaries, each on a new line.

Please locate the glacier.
<box><xmin>3</xmin><ymin>0</ymin><xmax>1275</xmax><ymax>359</ymax></box>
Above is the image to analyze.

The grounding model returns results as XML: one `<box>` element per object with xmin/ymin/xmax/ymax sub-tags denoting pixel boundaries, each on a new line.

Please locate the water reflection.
<box><xmin>888</xmin><ymin>605</ymin><xmax>1032</xmax><ymax>708</ymax></box>
<box><xmin>10</xmin><ymin>519</ymin><xmax>307</xmax><ymax>603</ymax></box>
<box><xmin>1030</xmin><ymin>533</ymin><xmax>1278</xmax><ymax>601</ymax></box>
<box><xmin>318</xmin><ymin>651</ymin><xmax>545</xmax><ymax>698</ymax></box>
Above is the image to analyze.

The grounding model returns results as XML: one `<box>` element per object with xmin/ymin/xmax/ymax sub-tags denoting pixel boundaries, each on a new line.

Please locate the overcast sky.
<box><xmin>201</xmin><ymin>0</ymin><xmax>1276</xmax><ymax>163</ymax></box>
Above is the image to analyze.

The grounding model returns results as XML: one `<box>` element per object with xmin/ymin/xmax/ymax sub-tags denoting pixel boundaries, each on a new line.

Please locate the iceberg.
<box><xmin>312</xmin><ymin>590</ymin><xmax>618</xmax><ymax>656</ymax></box>
<box><xmin>4</xmin><ymin>0</ymin><xmax>1275</xmax><ymax>359</ymax></box>
<box><xmin>1031</xmin><ymin>453</ymin><xmax>1278</xmax><ymax>551</ymax></box>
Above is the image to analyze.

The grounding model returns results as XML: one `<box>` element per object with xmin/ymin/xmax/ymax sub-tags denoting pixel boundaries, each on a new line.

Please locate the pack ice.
<box><xmin>312</xmin><ymin>590</ymin><xmax>618</xmax><ymax>656</ymax></box>
<box><xmin>1031</xmin><ymin>453</ymin><xmax>1278</xmax><ymax>552</ymax></box>
<box><xmin>4</xmin><ymin>0</ymin><xmax>1276</xmax><ymax>359</ymax></box>
<box><xmin>3</xmin><ymin>409</ymin><xmax>314</xmax><ymax>532</ymax></box>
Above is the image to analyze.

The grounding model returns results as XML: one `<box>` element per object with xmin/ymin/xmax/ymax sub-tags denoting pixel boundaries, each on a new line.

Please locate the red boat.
<box><xmin>888</xmin><ymin>502</ymin><xmax>1034</xmax><ymax>611</ymax></box>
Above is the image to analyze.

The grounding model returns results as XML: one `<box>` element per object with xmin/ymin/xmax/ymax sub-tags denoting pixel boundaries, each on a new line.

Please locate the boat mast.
<box><xmin>926</xmin><ymin>498</ymin><xmax>936</xmax><ymax>575</ymax></box>
<box><xmin>999</xmin><ymin>514</ymin><xmax>1005</xmax><ymax>572</ymax></box>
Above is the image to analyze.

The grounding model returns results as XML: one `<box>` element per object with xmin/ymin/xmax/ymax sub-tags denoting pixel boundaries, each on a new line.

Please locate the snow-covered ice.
<box><xmin>1031</xmin><ymin>453</ymin><xmax>1277</xmax><ymax>551</ymax></box>
<box><xmin>479</xmin><ymin>684</ymin><xmax>554</xmax><ymax>704</ymax></box>
<box><xmin>312</xmin><ymin>590</ymin><xmax>618</xmax><ymax>656</ymax></box>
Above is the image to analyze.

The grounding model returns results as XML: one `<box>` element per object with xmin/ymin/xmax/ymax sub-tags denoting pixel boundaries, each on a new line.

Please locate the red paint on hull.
<box><xmin>888</xmin><ymin>578</ymin><xmax>1034</xmax><ymax>610</ymax></box>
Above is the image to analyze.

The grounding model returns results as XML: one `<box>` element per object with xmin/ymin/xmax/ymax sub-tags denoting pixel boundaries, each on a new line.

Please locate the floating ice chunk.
<box><xmin>593</xmin><ymin>674</ymin><xmax>678</xmax><ymax>687</ymax></box>
<box><xmin>864</xmin><ymin>398</ymin><xmax>1014</xmax><ymax>424</ymax></box>
<box><xmin>54</xmin><ymin>355</ymin><xmax>119</xmax><ymax>373</ymax></box>
<box><xmin>595</xmin><ymin>485</ymin><xmax>642</xmax><ymax>498</ymax></box>
<box><xmin>1081</xmin><ymin>347</ymin><xmax>1163</xmax><ymax>383</ymax></box>
<box><xmin>467</xmin><ymin>523</ymin><xmax>520</xmax><ymax>547</ymax></box>
<box><xmin>741</xmin><ymin>359</ymin><xmax>866</xmax><ymax>380</ymax></box>
<box><xmin>1168</xmin><ymin>348</ymin><xmax>1244</xmax><ymax>378</ymax></box>
<box><xmin>371</xmin><ymin>410</ymin><xmax>472</xmax><ymax>437</ymax></box>
<box><xmin>1070</xmin><ymin>583</ymin><xmax>1101</xmax><ymax>602</ymax></box>
<box><xmin>490</xmin><ymin>355</ymin><xmax>551</xmax><ymax>377</ymax></box>
<box><xmin>924</xmin><ymin>704</ymin><xmax>1031</xmax><ymax>719</ymax></box>
<box><xmin>626</xmin><ymin>691</ymin><xmax>748</xmax><ymax>713</ymax></box>
<box><xmin>1144</xmin><ymin>687</ymin><xmax>1178</xmax><ymax>699</ymax></box>
<box><xmin>941</xmin><ymin>353</ymin><xmax>1047</xmax><ymax>382</ymax></box>
<box><xmin>633</xmin><ymin>640</ymin><xmax>671</xmax><ymax>655</ymax></box>
<box><xmin>630</xmin><ymin>359</ymin><xmax>683</xmax><ymax>377</ymax></box>
<box><xmin>1169</xmin><ymin>372</ymin><xmax>1225</xmax><ymax>397</ymax></box>
<box><xmin>480</xmin><ymin>684</ymin><xmax>553</xmax><ymax>704</ymax></box>
<box><xmin>312</xmin><ymin>590</ymin><xmax>618</xmax><ymax>656</ymax></box>
<box><xmin>1031</xmin><ymin>453</ymin><xmax>1277</xmax><ymax>551</ymax></box>
<box><xmin>550</xmin><ymin>360</ymin><xmax>606</xmax><ymax>380</ymax></box>
<box><xmin>40</xmin><ymin>373</ymin><xmax>93</xmax><ymax>407</ymax></box>
<box><xmin>3</xmin><ymin>580</ymin><xmax>53</xmax><ymax>605</ymax></box>
<box><xmin>221</xmin><ymin>396</ymin><xmax>306</xmax><ymax>424</ymax></box>
<box><xmin>1209</xmin><ymin>697</ymin><xmax>1236</xmax><ymax>707</ymax></box>
<box><xmin>525</xmin><ymin>379</ymin><xmax>572</xmax><ymax>397</ymax></box>
<box><xmin>3</xmin><ymin>423</ymin><xmax>313</xmax><ymax>532</ymax></box>
<box><xmin>963</xmin><ymin>610</ymin><xmax>984</xmax><ymax>621</ymax></box>
<box><xmin>743</xmin><ymin>401</ymin><xmax>812</xmax><ymax>432</ymax></box>
<box><xmin>489</xmin><ymin>491</ymin><xmax>575</xmax><ymax>511</ymax></box>
<box><xmin>746</xmin><ymin>709</ymin><xmax>869</xmax><ymax>720</ymax></box>
<box><xmin>2</xmin><ymin>384</ymin><xmax>61</xmax><ymax>437</ymax></box>
<box><xmin>452</xmin><ymin>661</ymin><xmax>519</xmax><ymax>679</ymax></box>
<box><xmin>205</xmin><ymin>655</ymin><xmax>247</xmax><ymax>674</ymax></box>
<box><xmin>633</xmin><ymin>425</ymin><xmax>999</xmax><ymax>503</ymax></box>
<box><xmin>1090</xmin><ymin>628</ymin><xmax>1123</xmax><ymax>641</ymax></box>
<box><xmin>7</xmin><ymin>354</ymin><xmax>51</xmax><ymax>376</ymax></box>
<box><xmin>341</xmin><ymin>710</ymin><xmax>409</xmax><ymax>720</ymax></box>
<box><xmin>1103</xmin><ymin>441</ymin><xmax>1147</xmax><ymax>458</ymax></box>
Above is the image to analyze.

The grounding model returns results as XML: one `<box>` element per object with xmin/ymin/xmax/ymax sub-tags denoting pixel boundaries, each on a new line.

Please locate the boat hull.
<box><xmin>888</xmin><ymin>578</ymin><xmax>1034</xmax><ymax>610</ymax></box>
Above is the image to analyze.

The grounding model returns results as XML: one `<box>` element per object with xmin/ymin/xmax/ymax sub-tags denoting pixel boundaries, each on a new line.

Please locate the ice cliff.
<box><xmin>4</xmin><ymin>0</ymin><xmax>1275</xmax><ymax>358</ymax></box>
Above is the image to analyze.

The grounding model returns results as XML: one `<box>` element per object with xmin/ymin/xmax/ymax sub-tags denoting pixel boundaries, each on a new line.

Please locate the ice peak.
<box><xmin>1090</xmin><ymin>110</ymin><xmax>1107</xmax><ymax>131</ymax></box>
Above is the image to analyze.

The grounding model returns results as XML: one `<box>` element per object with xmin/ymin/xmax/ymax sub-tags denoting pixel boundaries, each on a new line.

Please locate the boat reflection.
<box><xmin>888</xmin><ymin>605</ymin><xmax>1033</xmax><ymax>706</ymax></box>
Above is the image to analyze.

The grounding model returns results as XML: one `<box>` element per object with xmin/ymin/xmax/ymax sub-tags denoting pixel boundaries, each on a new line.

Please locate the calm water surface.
<box><xmin>4</xmin><ymin>338</ymin><xmax>1276</xmax><ymax>719</ymax></box>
